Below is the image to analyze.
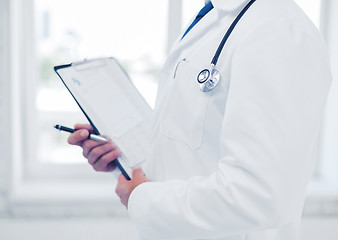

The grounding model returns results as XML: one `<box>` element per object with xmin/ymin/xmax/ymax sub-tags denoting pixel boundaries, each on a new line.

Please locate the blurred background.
<box><xmin>0</xmin><ymin>0</ymin><xmax>337</xmax><ymax>239</ymax></box>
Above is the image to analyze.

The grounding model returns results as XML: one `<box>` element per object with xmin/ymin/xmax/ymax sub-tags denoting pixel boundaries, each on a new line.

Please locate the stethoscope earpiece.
<box><xmin>197</xmin><ymin>65</ymin><xmax>220</xmax><ymax>92</ymax></box>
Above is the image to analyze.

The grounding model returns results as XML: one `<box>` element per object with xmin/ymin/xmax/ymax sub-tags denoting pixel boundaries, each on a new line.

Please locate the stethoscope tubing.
<box><xmin>211</xmin><ymin>0</ymin><xmax>256</xmax><ymax>66</ymax></box>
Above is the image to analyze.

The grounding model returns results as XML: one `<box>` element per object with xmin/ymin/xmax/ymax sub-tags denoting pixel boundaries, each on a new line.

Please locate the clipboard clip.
<box><xmin>72</xmin><ymin>58</ymin><xmax>107</xmax><ymax>71</ymax></box>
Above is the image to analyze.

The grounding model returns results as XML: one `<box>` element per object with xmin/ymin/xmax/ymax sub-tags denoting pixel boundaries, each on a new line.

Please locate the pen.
<box><xmin>54</xmin><ymin>124</ymin><xmax>108</xmax><ymax>142</ymax></box>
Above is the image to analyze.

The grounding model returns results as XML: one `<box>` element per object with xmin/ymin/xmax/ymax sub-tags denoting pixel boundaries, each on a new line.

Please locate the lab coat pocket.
<box><xmin>160</xmin><ymin>59</ymin><xmax>210</xmax><ymax>149</ymax></box>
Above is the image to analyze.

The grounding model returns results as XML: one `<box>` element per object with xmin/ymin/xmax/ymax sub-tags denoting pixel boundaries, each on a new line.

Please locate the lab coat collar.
<box><xmin>176</xmin><ymin>0</ymin><xmax>251</xmax><ymax>48</ymax></box>
<box><xmin>163</xmin><ymin>0</ymin><xmax>251</xmax><ymax>72</ymax></box>
<box><xmin>211</xmin><ymin>0</ymin><xmax>250</xmax><ymax>11</ymax></box>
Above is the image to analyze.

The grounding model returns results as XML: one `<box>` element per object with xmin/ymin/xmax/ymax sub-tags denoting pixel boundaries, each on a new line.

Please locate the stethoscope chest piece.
<box><xmin>197</xmin><ymin>65</ymin><xmax>220</xmax><ymax>92</ymax></box>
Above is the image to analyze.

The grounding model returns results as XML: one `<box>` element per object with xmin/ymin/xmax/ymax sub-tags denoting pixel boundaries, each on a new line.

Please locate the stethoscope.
<box><xmin>198</xmin><ymin>0</ymin><xmax>256</xmax><ymax>92</ymax></box>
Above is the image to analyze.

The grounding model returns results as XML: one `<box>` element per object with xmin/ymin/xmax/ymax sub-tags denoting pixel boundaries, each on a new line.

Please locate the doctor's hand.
<box><xmin>116</xmin><ymin>168</ymin><xmax>149</xmax><ymax>208</ymax></box>
<box><xmin>67</xmin><ymin>123</ymin><xmax>121</xmax><ymax>172</ymax></box>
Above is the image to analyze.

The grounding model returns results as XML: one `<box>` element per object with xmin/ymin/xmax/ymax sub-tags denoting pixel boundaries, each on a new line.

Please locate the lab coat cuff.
<box><xmin>128</xmin><ymin>182</ymin><xmax>150</xmax><ymax>221</ymax></box>
<box><xmin>128</xmin><ymin>182</ymin><xmax>162</xmax><ymax>239</ymax></box>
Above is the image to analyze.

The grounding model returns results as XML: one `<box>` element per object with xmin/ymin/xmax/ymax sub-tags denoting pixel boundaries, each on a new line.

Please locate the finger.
<box><xmin>91</xmin><ymin>146</ymin><xmax>120</xmax><ymax>171</ymax></box>
<box><xmin>104</xmin><ymin>161</ymin><xmax>117</xmax><ymax>172</ymax></box>
<box><xmin>118</xmin><ymin>173</ymin><xmax>129</xmax><ymax>184</ymax></box>
<box><xmin>93</xmin><ymin>149</ymin><xmax>121</xmax><ymax>172</ymax></box>
<box><xmin>86</xmin><ymin>141</ymin><xmax>114</xmax><ymax>165</ymax></box>
<box><xmin>132</xmin><ymin>168</ymin><xmax>145</xmax><ymax>178</ymax></box>
<box><xmin>82</xmin><ymin>139</ymin><xmax>105</xmax><ymax>158</ymax></box>
<box><xmin>74</xmin><ymin>124</ymin><xmax>93</xmax><ymax>132</ymax></box>
<box><xmin>68</xmin><ymin>129</ymin><xmax>90</xmax><ymax>146</ymax></box>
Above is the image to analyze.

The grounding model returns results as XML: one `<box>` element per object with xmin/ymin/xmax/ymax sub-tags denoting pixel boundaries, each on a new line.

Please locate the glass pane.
<box><xmin>295</xmin><ymin>0</ymin><xmax>322</xmax><ymax>27</ymax></box>
<box><xmin>34</xmin><ymin>0</ymin><xmax>167</xmax><ymax>164</ymax></box>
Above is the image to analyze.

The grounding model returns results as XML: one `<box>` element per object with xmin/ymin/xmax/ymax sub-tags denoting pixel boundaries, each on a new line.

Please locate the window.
<box><xmin>295</xmin><ymin>0</ymin><xmax>322</xmax><ymax>27</ymax></box>
<box><xmin>4</xmin><ymin>0</ymin><xmax>172</xmax><ymax>215</ymax></box>
<box><xmin>29</xmin><ymin>0</ymin><xmax>168</xmax><ymax>179</ymax></box>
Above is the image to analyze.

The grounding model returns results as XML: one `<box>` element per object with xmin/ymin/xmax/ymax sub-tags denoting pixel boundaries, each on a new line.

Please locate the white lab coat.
<box><xmin>128</xmin><ymin>0</ymin><xmax>332</xmax><ymax>239</ymax></box>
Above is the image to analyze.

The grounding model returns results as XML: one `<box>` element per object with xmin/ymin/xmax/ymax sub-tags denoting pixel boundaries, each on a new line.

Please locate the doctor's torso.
<box><xmin>146</xmin><ymin>0</ymin><xmax>321</xmax><ymax>182</ymax></box>
<box><xmin>135</xmin><ymin>0</ymin><xmax>332</xmax><ymax>239</ymax></box>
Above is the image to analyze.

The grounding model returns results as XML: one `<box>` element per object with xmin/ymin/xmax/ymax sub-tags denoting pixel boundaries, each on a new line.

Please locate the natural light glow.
<box><xmin>35</xmin><ymin>0</ymin><xmax>167</xmax><ymax>164</ymax></box>
<box><xmin>295</xmin><ymin>0</ymin><xmax>321</xmax><ymax>27</ymax></box>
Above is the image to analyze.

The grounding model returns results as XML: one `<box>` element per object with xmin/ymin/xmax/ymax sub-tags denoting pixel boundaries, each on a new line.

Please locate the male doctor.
<box><xmin>68</xmin><ymin>0</ymin><xmax>332</xmax><ymax>239</ymax></box>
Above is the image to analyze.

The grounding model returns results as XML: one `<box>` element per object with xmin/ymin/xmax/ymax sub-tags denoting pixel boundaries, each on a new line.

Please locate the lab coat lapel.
<box><xmin>161</xmin><ymin>0</ymin><xmax>251</xmax><ymax>75</ymax></box>
<box><xmin>163</xmin><ymin>0</ymin><xmax>251</xmax><ymax>68</ymax></box>
<box><xmin>162</xmin><ymin>8</ymin><xmax>219</xmax><ymax>74</ymax></box>
<box><xmin>177</xmin><ymin>7</ymin><xmax>218</xmax><ymax>50</ymax></box>
<box><xmin>180</xmin><ymin>0</ymin><xmax>251</xmax><ymax>45</ymax></box>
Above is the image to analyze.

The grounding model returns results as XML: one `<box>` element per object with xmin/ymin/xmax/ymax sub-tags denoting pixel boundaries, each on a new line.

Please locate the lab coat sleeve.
<box><xmin>128</xmin><ymin>19</ymin><xmax>331</xmax><ymax>239</ymax></box>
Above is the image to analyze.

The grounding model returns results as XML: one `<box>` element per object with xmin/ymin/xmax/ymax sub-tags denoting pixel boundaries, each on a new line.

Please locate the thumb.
<box><xmin>132</xmin><ymin>168</ymin><xmax>144</xmax><ymax>178</ymax></box>
<box><xmin>118</xmin><ymin>173</ymin><xmax>128</xmax><ymax>184</ymax></box>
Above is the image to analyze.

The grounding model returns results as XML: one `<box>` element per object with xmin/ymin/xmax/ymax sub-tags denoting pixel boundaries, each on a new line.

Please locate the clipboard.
<box><xmin>54</xmin><ymin>57</ymin><xmax>152</xmax><ymax>180</ymax></box>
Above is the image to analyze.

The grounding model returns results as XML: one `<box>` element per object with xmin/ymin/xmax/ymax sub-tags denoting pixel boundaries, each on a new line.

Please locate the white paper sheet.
<box><xmin>55</xmin><ymin>58</ymin><xmax>152</xmax><ymax>179</ymax></box>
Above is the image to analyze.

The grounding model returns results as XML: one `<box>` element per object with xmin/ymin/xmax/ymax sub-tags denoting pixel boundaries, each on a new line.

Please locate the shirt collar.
<box><xmin>210</xmin><ymin>0</ymin><xmax>249</xmax><ymax>11</ymax></box>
